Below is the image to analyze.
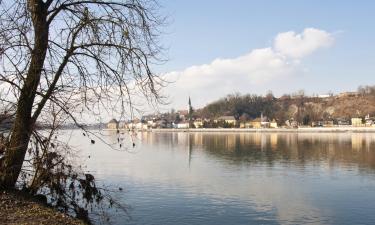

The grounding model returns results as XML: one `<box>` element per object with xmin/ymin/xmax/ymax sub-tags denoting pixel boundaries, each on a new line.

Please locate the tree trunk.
<box><xmin>0</xmin><ymin>1</ymin><xmax>48</xmax><ymax>189</ymax></box>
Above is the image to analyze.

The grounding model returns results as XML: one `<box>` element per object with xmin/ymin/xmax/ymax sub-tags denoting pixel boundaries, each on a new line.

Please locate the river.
<box><xmin>66</xmin><ymin>131</ymin><xmax>375</xmax><ymax>225</ymax></box>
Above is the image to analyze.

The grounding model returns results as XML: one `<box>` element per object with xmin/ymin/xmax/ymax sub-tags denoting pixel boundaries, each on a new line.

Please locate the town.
<box><xmin>107</xmin><ymin>87</ymin><xmax>375</xmax><ymax>131</ymax></box>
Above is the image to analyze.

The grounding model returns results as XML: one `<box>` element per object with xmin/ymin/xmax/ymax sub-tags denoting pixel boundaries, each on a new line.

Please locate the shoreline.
<box><xmin>0</xmin><ymin>190</ymin><xmax>85</xmax><ymax>225</ymax></box>
<box><xmin>104</xmin><ymin>127</ymin><xmax>375</xmax><ymax>133</ymax></box>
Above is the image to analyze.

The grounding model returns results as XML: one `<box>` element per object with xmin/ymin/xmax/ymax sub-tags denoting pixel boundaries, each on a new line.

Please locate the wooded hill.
<box><xmin>196</xmin><ymin>85</ymin><xmax>375</xmax><ymax>125</ymax></box>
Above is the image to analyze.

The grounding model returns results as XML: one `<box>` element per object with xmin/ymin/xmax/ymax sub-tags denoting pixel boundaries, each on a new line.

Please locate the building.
<box><xmin>323</xmin><ymin>120</ymin><xmax>334</xmax><ymax>127</ymax></box>
<box><xmin>107</xmin><ymin>119</ymin><xmax>119</xmax><ymax>129</ymax></box>
<box><xmin>176</xmin><ymin>122</ymin><xmax>189</xmax><ymax>129</ymax></box>
<box><xmin>365</xmin><ymin>115</ymin><xmax>374</xmax><ymax>126</ymax></box>
<box><xmin>193</xmin><ymin>119</ymin><xmax>204</xmax><ymax>128</ymax></box>
<box><xmin>336</xmin><ymin>118</ymin><xmax>350</xmax><ymax>126</ymax></box>
<box><xmin>270</xmin><ymin>119</ymin><xmax>278</xmax><ymax>128</ymax></box>
<box><xmin>260</xmin><ymin>113</ymin><xmax>270</xmax><ymax>128</ymax></box>
<box><xmin>136</xmin><ymin>122</ymin><xmax>148</xmax><ymax>130</ymax></box>
<box><xmin>249</xmin><ymin>118</ymin><xmax>262</xmax><ymax>128</ymax></box>
<box><xmin>338</xmin><ymin>92</ymin><xmax>358</xmax><ymax>98</ymax></box>
<box><xmin>351</xmin><ymin>118</ymin><xmax>363</xmax><ymax>127</ymax></box>
<box><xmin>216</xmin><ymin>116</ymin><xmax>237</xmax><ymax>125</ymax></box>
<box><xmin>240</xmin><ymin>121</ymin><xmax>252</xmax><ymax>128</ymax></box>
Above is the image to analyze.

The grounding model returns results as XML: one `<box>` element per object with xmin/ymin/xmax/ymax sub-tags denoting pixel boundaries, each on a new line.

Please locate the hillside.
<box><xmin>197</xmin><ymin>89</ymin><xmax>375</xmax><ymax>125</ymax></box>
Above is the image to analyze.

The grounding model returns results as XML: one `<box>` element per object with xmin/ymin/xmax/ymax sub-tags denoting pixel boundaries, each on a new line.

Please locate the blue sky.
<box><xmin>156</xmin><ymin>0</ymin><xmax>375</xmax><ymax>109</ymax></box>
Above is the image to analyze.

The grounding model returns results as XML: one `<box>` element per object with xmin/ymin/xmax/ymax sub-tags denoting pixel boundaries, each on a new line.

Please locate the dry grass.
<box><xmin>0</xmin><ymin>190</ymin><xmax>85</xmax><ymax>225</ymax></box>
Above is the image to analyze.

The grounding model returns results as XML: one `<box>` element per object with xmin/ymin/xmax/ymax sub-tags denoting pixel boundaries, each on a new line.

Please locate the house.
<box><xmin>336</xmin><ymin>118</ymin><xmax>350</xmax><ymax>126</ymax></box>
<box><xmin>338</xmin><ymin>92</ymin><xmax>358</xmax><ymax>98</ymax></box>
<box><xmin>260</xmin><ymin>114</ymin><xmax>270</xmax><ymax>128</ymax></box>
<box><xmin>365</xmin><ymin>115</ymin><xmax>374</xmax><ymax>126</ymax></box>
<box><xmin>323</xmin><ymin>120</ymin><xmax>334</xmax><ymax>127</ymax></box>
<box><xmin>176</xmin><ymin>122</ymin><xmax>189</xmax><ymax>129</ymax></box>
<box><xmin>249</xmin><ymin>118</ymin><xmax>262</xmax><ymax>128</ymax></box>
<box><xmin>107</xmin><ymin>119</ymin><xmax>119</xmax><ymax>129</ymax></box>
<box><xmin>249</xmin><ymin>113</ymin><xmax>271</xmax><ymax>128</ymax></box>
<box><xmin>312</xmin><ymin>121</ymin><xmax>323</xmax><ymax>127</ymax></box>
<box><xmin>351</xmin><ymin>118</ymin><xmax>363</xmax><ymax>127</ymax></box>
<box><xmin>193</xmin><ymin>119</ymin><xmax>204</xmax><ymax>128</ymax></box>
<box><xmin>216</xmin><ymin>116</ymin><xmax>237</xmax><ymax>125</ymax></box>
<box><xmin>270</xmin><ymin>119</ymin><xmax>278</xmax><ymax>128</ymax></box>
<box><xmin>285</xmin><ymin>119</ymin><xmax>298</xmax><ymax>128</ymax></box>
<box><xmin>155</xmin><ymin>119</ymin><xmax>167</xmax><ymax>128</ymax></box>
<box><xmin>240</xmin><ymin>121</ymin><xmax>252</xmax><ymax>128</ymax></box>
<box><xmin>136</xmin><ymin>122</ymin><xmax>148</xmax><ymax>130</ymax></box>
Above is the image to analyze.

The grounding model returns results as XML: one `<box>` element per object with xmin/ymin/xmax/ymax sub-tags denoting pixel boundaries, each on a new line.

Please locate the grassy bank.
<box><xmin>0</xmin><ymin>190</ymin><xmax>85</xmax><ymax>225</ymax></box>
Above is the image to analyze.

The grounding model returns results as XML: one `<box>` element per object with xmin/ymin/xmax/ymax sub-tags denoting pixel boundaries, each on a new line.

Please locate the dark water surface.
<box><xmin>68</xmin><ymin>131</ymin><xmax>375</xmax><ymax>225</ymax></box>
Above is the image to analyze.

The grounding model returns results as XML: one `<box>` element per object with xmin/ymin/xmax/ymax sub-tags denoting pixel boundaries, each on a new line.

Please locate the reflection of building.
<box><xmin>107</xmin><ymin>119</ymin><xmax>119</xmax><ymax>129</ymax></box>
<box><xmin>270</xmin><ymin>133</ymin><xmax>278</xmax><ymax>149</ymax></box>
<box><xmin>351</xmin><ymin>133</ymin><xmax>363</xmax><ymax>151</ymax></box>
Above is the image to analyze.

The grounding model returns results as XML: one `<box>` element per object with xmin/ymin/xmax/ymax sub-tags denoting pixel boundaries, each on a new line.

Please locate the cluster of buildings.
<box><xmin>106</xmin><ymin>97</ymin><xmax>375</xmax><ymax>130</ymax></box>
<box><xmin>107</xmin><ymin>114</ymin><xmax>375</xmax><ymax>130</ymax></box>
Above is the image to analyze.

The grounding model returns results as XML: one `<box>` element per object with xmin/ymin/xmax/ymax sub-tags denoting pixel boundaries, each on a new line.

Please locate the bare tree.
<box><xmin>0</xmin><ymin>0</ymin><xmax>165</xmax><ymax>190</ymax></box>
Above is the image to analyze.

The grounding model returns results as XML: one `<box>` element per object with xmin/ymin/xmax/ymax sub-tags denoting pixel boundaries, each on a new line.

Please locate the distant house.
<box><xmin>312</xmin><ymin>121</ymin><xmax>323</xmax><ymax>127</ymax></box>
<box><xmin>147</xmin><ymin>119</ymin><xmax>155</xmax><ymax>128</ymax></box>
<box><xmin>249</xmin><ymin>118</ymin><xmax>262</xmax><ymax>128</ymax></box>
<box><xmin>134</xmin><ymin>122</ymin><xmax>148</xmax><ymax>130</ymax></box>
<box><xmin>176</xmin><ymin>122</ymin><xmax>189</xmax><ymax>129</ymax></box>
<box><xmin>285</xmin><ymin>119</ymin><xmax>298</xmax><ymax>128</ymax></box>
<box><xmin>260</xmin><ymin>115</ymin><xmax>270</xmax><ymax>128</ymax></box>
<box><xmin>216</xmin><ymin>116</ymin><xmax>237</xmax><ymax>125</ymax></box>
<box><xmin>336</xmin><ymin>118</ymin><xmax>350</xmax><ymax>126</ymax></box>
<box><xmin>107</xmin><ymin>119</ymin><xmax>119</xmax><ymax>129</ymax></box>
<box><xmin>156</xmin><ymin>119</ymin><xmax>167</xmax><ymax>128</ymax></box>
<box><xmin>270</xmin><ymin>119</ymin><xmax>278</xmax><ymax>128</ymax></box>
<box><xmin>240</xmin><ymin>121</ymin><xmax>252</xmax><ymax>128</ymax></box>
<box><xmin>193</xmin><ymin>119</ymin><xmax>204</xmax><ymax>128</ymax></box>
<box><xmin>323</xmin><ymin>120</ymin><xmax>334</xmax><ymax>127</ymax></box>
<box><xmin>249</xmin><ymin>114</ymin><xmax>271</xmax><ymax>128</ymax></box>
<box><xmin>351</xmin><ymin>118</ymin><xmax>363</xmax><ymax>127</ymax></box>
<box><xmin>365</xmin><ymin>115</ymin><xmax>374</xmax><ymax>126</ymax></box>
<box><xmin>338</xmin><ymin>92</ymin><xmax>358</xmax><ymax>98</ymax></box>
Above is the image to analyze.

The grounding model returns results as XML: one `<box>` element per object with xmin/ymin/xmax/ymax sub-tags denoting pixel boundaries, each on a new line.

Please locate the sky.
<box><xmin>154</xmin><ymin>0</ymin><xmax>375</xmax><ymax>111</ymax></box>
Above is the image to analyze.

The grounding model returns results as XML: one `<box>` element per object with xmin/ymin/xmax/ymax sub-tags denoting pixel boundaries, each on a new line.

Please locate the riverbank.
<box><xmin>105</xmin><ymin>127</ymin><xmax>375</xmax><ymax>133</ymax></box>
<box><xmin>0</xmin><ymin>190</ymin><xmax>85</xmax><ymax>225</ymax></box>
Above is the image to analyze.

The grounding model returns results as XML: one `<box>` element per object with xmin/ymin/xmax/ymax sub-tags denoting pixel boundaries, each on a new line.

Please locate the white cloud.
<box><xmin>274</xmin><ymin>28</ymin><xmax>334</xmax><ymax>58</ymax></box>
<box><xmin>163</xmin><ymin>28</ymin><xmax>335</xmax><ymax>110</ymax></box>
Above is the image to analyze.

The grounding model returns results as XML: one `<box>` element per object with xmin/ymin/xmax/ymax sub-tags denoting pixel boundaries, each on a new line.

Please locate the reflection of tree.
<box><xmin>187</xmin><ymin>133</ymin><xmax>375</xmax><ymax>173</ymax></box>
<box><xmin>136</xmin><ymin>132</ymin><xmax>375</xmax><ymax>174</ymax></box>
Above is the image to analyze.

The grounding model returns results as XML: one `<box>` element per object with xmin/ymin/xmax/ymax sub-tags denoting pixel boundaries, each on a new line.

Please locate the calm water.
<box><xmin>67</xmin><ymin>131</ymin><xmax>375</xmax><ymax>225</ymax></box>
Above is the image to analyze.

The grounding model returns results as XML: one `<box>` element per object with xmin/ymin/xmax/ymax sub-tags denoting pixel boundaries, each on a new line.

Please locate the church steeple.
<box><xmin>188</xmin><ymin>96</ymin><xmax>193</xmax><ymax>121</ymax></box>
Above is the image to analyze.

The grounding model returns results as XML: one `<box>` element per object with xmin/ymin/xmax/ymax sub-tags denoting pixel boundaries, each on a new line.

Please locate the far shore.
<box><xmin>103</xmin><ymin>127</ymin><xmax>375</xmax><ymax>133</ymax></box>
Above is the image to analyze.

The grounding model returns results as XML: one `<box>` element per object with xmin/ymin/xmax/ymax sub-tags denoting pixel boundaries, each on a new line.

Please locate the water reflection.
<box><xmin>69</xmin><ymin>131</ymin><xmax>375</xmax><ymax>225</ymax></box>
<box><xmin>138</xmin><ymin>132</ymin><xmax>375</xmax><ymax>174</ymax></box>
